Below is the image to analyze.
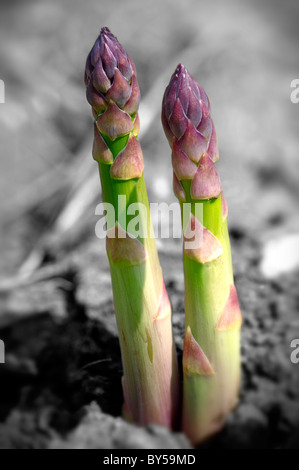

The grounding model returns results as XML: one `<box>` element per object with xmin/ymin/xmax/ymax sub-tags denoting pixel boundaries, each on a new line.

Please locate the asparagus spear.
<box><xmin>162</xmin><ymin>64</ymin><xmax>242</xmax><ymax>443</ymax></box>
<box><xmin>85</xmin><ymin>28</ymin><xmax>179</xmax><ymax>428</ymax></box>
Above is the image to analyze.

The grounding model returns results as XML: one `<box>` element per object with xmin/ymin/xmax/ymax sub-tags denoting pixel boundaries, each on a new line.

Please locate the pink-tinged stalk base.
<box><xmin>182</xmin><ymin>197</ymin><xmax>242</xmax><ymax>444</ymax></box>
<box><xmin>108</xmin><ymin>232</ymin><xmax>179</xmax><ymax>427</ymax></box>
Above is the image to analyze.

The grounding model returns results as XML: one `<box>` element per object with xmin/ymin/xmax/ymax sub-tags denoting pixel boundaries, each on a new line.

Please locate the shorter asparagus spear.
<box><xmin>85</xmin><ymin>28</ymin><xmax>180</xmax><ymax>428</ymax></box>
<box><xmin>162</xmin><ymin>64</ymin><xmax>242</xmax><ymax>443</ymax></box>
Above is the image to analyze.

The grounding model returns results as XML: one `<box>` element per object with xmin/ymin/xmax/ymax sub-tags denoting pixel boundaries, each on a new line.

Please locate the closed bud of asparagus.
<box><xmin>162</xmin><ymin>63</ymin><xmax>218</xmax><ymax>164</ymax></box>
<box><xmin>85</xmin><ymin>28</ymin><xmax>179</xmax><ymax>429</ymax></box>
<box><xmin>85</xmin><ymin>27</ymin><xmax>140</xmax><ymax>118</ymax></box>
<box><xmin>162</xmin><ymin>64</ymin><xmax>241</xmax><ymax>444</ymax></box>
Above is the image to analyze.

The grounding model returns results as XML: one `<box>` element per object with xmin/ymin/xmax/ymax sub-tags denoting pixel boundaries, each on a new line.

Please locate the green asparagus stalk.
<box><xmin>162</xmin><ymin>64</ymin><xmax>242</xmax><ymax>443</ymax></box>
<box><xmin>85</xmin><ymin>28</ymin><xmax>179</xmax><ymax>428</ymax></box>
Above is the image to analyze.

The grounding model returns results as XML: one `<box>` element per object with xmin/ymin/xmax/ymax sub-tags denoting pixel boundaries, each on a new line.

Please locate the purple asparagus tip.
<box><xmin>162</xmin><ymin>63</ymin><xmax>218</xmax><ymax>163</ymax></box>
<box><xmin>85</xmin><ymin>27</ymin><xmax>140</xmax><ymax>117</ymax></box>
<box><xmin>162</xmin><ymin>64</ymin><xmax>220</xmax><ymax>200</ymax></box>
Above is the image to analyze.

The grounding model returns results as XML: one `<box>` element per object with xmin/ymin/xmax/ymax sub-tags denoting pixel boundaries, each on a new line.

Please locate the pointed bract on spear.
<box><xmin>162</xmin><ymin>64</ymin><xmax>242</xmax><ymax>444</ymax></box>
<box><xmin>85</xmin><ymin>28</ymin><xmax>180</xmax><ymax>428</ymax></box>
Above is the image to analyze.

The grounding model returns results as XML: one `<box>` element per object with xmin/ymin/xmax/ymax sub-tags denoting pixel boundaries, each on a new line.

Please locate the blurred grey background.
<box><xmin>0</xmin><ymin>0</ymin><xmax>299</xmax><ymax>283</ymax></box>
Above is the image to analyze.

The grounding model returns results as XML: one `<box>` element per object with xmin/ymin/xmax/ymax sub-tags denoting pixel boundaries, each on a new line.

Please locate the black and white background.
<box><xmin>0</xmin><ymin>0</ymin><xmax>299</xmax><ymax>449</ymax></box>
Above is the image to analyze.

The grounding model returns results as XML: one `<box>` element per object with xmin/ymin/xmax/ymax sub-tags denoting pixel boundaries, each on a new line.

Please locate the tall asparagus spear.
<box><xmin>162</xmin><ymin>64</ymin><xmax>242</xmax><ymax>443</ymax></box>
<box><xmin>85</xmin><ymin>28</ymin><xmax>179</xmax><ymax>428</ymax></box>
